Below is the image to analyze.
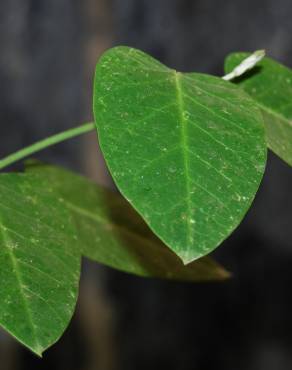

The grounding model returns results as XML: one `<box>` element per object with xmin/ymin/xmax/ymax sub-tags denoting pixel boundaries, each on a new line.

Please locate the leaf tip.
<box><xmin>216</xmin><ymin>268</ymin><xmax>232</xmax><ymax>280</ymax></box>
<box><xmin>179</xmin><ymin>251</ymin><xmax>231</xmax><ymax>281</ymax></box>
<box><xmin>179</xmin><ymin>250</ymin><xmax>205</xmax><ymax>265</ymax></box>
<box><xmin>33</xmin><ymin>347</ymin><xmax>44</xmax><ymax>358</ymax></box>
<box><xmin>21</xmin><ymin>339</ymin><xmax>45</xmax><ymax>358</ymax></box>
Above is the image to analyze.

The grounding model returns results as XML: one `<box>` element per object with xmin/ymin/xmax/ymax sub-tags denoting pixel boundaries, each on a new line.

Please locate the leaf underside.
<box><xmin>225</xmin><ymin>52</ymin><xmax>292</xmax><ymax>166</ymax></box>
<box><xmin>27</xmin><ymin>163</ymin><xmax>230</xmax><ymax>282</ymax></box>
<box><xmin>94</xmin><ymin>46</ymin><xmax>267</xmax><ymax>264</ymax></box>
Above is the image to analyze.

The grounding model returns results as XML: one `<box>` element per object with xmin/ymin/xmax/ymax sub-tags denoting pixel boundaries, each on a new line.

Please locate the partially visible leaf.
<box><xmin>225</xmin><ymin>52</ymin><xmax>292</xmax><ymax>166</ymax></box>
<box><xmin>0</xmin><ymin>171</ymin><xmax>80</xmax><ymax>356</ymax></box>
<box><xmin>93</xmin><ymin>46</ymin><xmax>267</xmax><ymax>264</ymax></box>
<box><xmin>0</xmin><ymin>161</ymin><xmax>229</xmax><ymax>354</ymax></box>
<box><xmin>27</xmin><ymin>162</ymin><xmax>230</xmax><ymax>281</ymax></box>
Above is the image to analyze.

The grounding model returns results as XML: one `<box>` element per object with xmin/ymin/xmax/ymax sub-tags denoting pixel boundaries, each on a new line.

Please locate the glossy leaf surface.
<box><xmin>0</xmin><ymin>171</ymin><xmax>80</xmax><ymax>356</ymax></box>
<box><xmin>94</xmin><ymin>46</ymin><xmax>267</xmax><ymax>263</ymax></box>
<box><xmin>27</xmin><ymin>163</ymin><xmax>230</xmax><ymax>281</ymax></box>
<box><xmin>225</xmin><ymin>52</ymin><xmax>292</xmax><ymax>166</ymax></box>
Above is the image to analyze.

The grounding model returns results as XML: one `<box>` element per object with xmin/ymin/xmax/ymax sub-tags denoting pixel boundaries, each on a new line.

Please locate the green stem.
<box><xmin>0</xmin><ymin>122</ymin><xmax>95</xmax><ymax>171</ymax></box>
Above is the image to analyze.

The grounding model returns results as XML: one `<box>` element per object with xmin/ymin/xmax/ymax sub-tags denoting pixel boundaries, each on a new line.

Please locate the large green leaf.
<box><xmin>27</xmin><ymin>162</ymin><xmax>230</xmax><ymax>281</ymax></box>
<box><xmin>225</xmin><ymin>52</ymin><xmax>292</xmax><ymax>166</ymax></box>
<box><xmin>93</xmin><ymin>46</ymin><xmax>267</xmax><ymax>264</ymax></box>
<box><xmin>0</xmin><ymin>171</ymin><xmax>80</xmax><ymax>356</ymax></box>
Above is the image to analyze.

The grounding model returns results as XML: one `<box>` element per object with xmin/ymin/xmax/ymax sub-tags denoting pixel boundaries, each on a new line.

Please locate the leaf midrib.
<box><xmin>174</xmin><ymin>71</ymin><xmax>193</xmax><ymax>252</ymax></box>
<box><xmin>0</xmin><ymin>218</ymin><xmax>41</xmax><ymax>354</ymax></box>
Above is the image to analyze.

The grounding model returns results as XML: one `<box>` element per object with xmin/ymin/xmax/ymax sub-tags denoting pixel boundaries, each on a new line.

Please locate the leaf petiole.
<box><xmin>0</xmin><ymin>122</ymin><xmax>95</xmax><ymax>171</ymax></box>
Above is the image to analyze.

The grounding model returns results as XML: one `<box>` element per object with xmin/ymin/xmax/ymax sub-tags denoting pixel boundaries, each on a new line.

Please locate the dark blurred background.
<box><xmin>1</xmin><ymin>1</ymin><xmax>292</xmax><ymax>369</ymax></box>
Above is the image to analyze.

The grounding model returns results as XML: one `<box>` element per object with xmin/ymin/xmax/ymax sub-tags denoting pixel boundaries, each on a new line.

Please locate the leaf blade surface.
<box><xmin>225</xmin><ymin>52</ymin><xmax>292</xmax><ymax>166</ymax></box>
<box><xmin>94</xmin><ymin>46</ymin><xmax>267</xmax><ymax>263</ymax></box>
<box><xmin>0</xmin><ymin>172</ymin><xmax>80</xmax><ymax>356</ymax></box>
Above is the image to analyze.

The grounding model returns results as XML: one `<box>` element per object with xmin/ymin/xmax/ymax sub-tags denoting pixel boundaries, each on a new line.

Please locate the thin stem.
<box><xmin>0</xmin><ymin>122</ymin><xmax>95</xmax><ymax>171</ymax></box>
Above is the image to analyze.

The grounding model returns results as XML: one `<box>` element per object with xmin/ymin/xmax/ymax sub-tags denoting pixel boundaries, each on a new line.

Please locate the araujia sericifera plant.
<box><xmin>0</xmin><ymin>48</ymin><xmax>291</xmax><ymax>355</ymax></box>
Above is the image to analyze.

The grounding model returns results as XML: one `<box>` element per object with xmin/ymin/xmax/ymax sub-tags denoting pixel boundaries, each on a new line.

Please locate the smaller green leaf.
<box><xmin>27</xmin><ymin>162</ymin><xmax>230</xmax><ymax>282</ymax></box>
<box><xmin>225</xmin><ymin>52</ymin><xmax>292</xmax><ymax>166</ymax></box>
<box><xmin>0</xmin><ymin>170</ymin><xmax>80</xmax><ymax>356</ymax></box>
<box><xmin>0</xmin><ymin>161</ymin><xmax>229</xmax><ymax>355</ymax></box>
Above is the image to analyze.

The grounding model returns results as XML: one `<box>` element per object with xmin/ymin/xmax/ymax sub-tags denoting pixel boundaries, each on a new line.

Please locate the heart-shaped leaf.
<box><xmin>0</xmin><ymin>171</ymin><xmax>80</xmax><ymax>356</ymax></box>
<box><xmin>93</xmin><ymin>46</ymin><xmax>267</xmax><ymax>264</ymax></box>
<box><xmin>27</xmin><ymin>162</ymin><xmax>230</xmax><ymax>281</ymax></box>
<box><xmin>225</xmin><ymin>52</ymin><xmax>292</xmax><ymax>166</ymax></box>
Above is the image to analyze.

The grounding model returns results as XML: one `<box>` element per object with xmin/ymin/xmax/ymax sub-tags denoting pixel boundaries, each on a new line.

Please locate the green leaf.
<box><xmin>225</xmin><ymin>52</ymin><xmax>292</xmax><ymax>166</ymax></box>
<box><xmin>0</xmin><ymin>162</ymin><xmax>229</xmax><ymax>356</ymax></box>
<box><xmin>27</xmin><ymin>162</ymin><xmax>230</xmax><ymax>282</ymax></box>
<box><xmin>0</xmin><ymin>171</ymin><xmax>80</xmax><ymax>356</ymax></box>
<box><xmin>93</xmin><ymin>46</ymin><xmax>267</xmax><ymax>264</ymax></box>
